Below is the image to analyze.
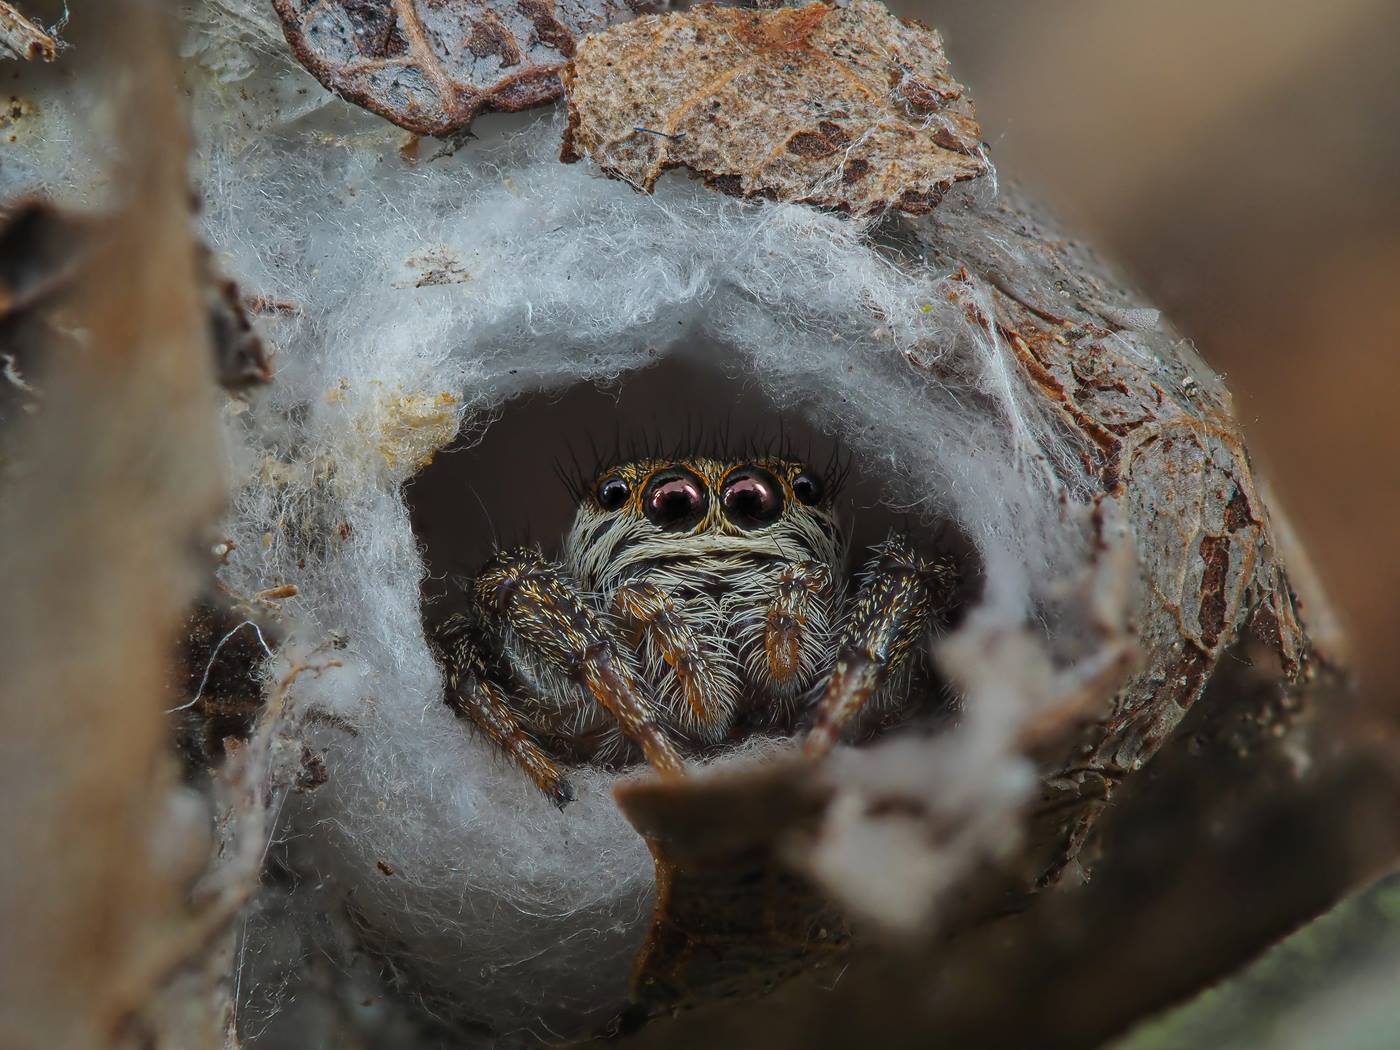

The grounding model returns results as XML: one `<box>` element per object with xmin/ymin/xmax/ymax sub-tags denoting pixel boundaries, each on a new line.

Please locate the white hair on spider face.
<box><xmin>558</xmin><ymin>454</ymin><xmax>845</xmax><ymax>743</ymax></box>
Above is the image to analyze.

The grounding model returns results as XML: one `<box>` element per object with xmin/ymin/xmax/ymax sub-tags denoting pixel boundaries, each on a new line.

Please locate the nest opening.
<box><xmin>403</xmin><ymin>340</ymin><xmax>984</xmax><ymax>789</ymax></box>
<box><xmin>408</xmin><ymin>344</ymin><xmax>985</xmax><ymax>622</ymax></box>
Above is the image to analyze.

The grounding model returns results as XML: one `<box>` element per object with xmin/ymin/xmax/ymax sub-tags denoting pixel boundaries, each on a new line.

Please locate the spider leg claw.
<box><xmin>550</xmin><ymin>776</ymin><xmax>577</xmax><ymax>810</ymax></box>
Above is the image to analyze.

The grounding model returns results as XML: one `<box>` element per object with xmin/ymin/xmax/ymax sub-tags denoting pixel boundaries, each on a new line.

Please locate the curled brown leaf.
<box><xmin>275</xmin><ymin>0</ymin><xmax>636</xmax><ymax>136</ymax></box>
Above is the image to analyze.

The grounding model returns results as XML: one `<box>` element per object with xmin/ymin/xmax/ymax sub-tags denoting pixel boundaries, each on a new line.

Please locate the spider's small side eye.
<box><xmin>597</xmin><ymin>477</ymin><xmax>631</xmax><ymax>511</ymax></box>
<box><xmin>792</xmin><ymin>471</ymin><xmax>824</xmax><ymax>506</ymax></box>
<box><xmin>721</xmin><ymin>467</ymin><xmax>784</xmax><ymax>529</ymax></box>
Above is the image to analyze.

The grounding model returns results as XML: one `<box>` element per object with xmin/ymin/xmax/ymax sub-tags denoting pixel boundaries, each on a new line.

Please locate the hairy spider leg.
<box><xmin>764</xmin><ymin>560</ymin><xmax>834</xmax><ymax>686</ymax></box>
<box><xmin>435</xmin><ymin>613</ymin><xmax>577</xmax><ymax>808</ymax></box>
<box><xmin>612</xmin><ymin>581</ymin><xmax>728</xmax><ymax>731</ymax></box>
<box><xmin>803</xmin><ymin>536</ymin><xmax>959</xmax><ymax>757</ymax></box>
<box><xmin>475</xmin><ymin>548</ymin><xmax>685</xmax><ymax>778</ymax></box>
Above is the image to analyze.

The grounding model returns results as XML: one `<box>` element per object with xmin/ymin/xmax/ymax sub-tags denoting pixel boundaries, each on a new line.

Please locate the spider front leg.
<box><xmin>804</xmin><ymin>535</ymin><xmax>959</xmax><ymax>757</ymax></box>
<box><xmin>474</xmin><ymin>548</ymin><xmax>685</xmax><ymax>778</ymax></box>
<box><xmin>435</xmin><ymin>613</ymin><xmax>577</xmax><ymax>809</ymax></box>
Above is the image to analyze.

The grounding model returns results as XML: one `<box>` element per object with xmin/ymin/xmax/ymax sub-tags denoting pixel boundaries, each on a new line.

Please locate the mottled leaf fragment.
<box><xmin>561</xmin><ymin>0</ymin><xmax>988</xmax><ymax>214</ymax></box>
<box><xmin>274</xmin><ymin>0</ymin><xmax>636</xmax><ymax>136</ymax></box>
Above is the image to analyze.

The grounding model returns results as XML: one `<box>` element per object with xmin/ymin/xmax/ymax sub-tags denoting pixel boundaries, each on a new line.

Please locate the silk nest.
<box><xmin>0</xmin><ymin>2</ymin><xmax>1173</xmax><ymax>1043</ymax></box>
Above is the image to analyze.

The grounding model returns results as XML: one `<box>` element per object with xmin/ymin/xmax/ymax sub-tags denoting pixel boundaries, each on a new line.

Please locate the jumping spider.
<box><xmin>434</xmin><ymin>452</ymin><xmax>960</xmax><ymax>806</ymax></box>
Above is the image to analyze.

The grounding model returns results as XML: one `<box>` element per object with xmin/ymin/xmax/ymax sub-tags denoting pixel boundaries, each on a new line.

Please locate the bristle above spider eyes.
<box><xmin>598</xmin><ymin>477</ymin><xmax>630</xmax><ymax>511</ymax></box>
<box><xmin>792</xmin><ymin>471</ymin><xmax>823</xmax><ymax>506</ymax></box>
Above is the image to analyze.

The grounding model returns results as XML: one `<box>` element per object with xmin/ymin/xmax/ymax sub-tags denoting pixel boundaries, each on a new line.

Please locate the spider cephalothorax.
<box><xmin>435</xmin><ymin>452</ymin><xmax>959</xmax><ymax>806</ymax></box>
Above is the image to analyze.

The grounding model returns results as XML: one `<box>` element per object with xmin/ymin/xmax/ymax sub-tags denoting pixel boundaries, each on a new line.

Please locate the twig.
<box><xmin>0</xmin><ymin>2</ymin><xmax>57</xmax><ymax>62</ymax></box>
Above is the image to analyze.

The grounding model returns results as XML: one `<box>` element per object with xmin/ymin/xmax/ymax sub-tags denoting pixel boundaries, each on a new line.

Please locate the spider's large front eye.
<box><xmin>721</xmin><ymin>467</ymin><xmax>784</xmax><ymax>529</ymax></box>
<box><xmin>597</xmin><ymin>476</ymin><xmax>630</xmax><ymax>511</ymax></box>
<box><xmin>643</xmin><ymin>469</ymin><xmax>709</xmax><ymax>531</ymax></box>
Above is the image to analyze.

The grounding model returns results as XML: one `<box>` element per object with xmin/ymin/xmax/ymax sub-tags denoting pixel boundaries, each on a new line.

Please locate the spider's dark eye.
<box><xmin>597</xmin><ymin>476</ymin><xmax>630</xmax><ymax>511</ymax></box>
<box><xmin>643</xmin><ymin>469</ymin><xmax>708</xmax><ymax>531</ymax></box>
<box><xmin>721</xmin><ymin>467</ymin><xmax>784</xmax><ymax>529</ymax></box>
<box><xmin>792</xmin><ymin>471</ymin><xmax>824</xmax><ymax>506</ymax></box>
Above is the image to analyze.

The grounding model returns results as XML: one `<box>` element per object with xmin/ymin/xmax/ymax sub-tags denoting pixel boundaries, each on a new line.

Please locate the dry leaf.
<box><xmin>561</xmin><ymin>0</ymin><xmax>988</xmax><ymax>214</ymax></box>
<box><xmin>274</xmin><ymin>0</ymin><xmax>636</xmax><ymax>136</ymax></box>
<box><xmin>614</xmin><ymin>762</ymin><xmax>844</xmax><ymax>1015</ymax></box>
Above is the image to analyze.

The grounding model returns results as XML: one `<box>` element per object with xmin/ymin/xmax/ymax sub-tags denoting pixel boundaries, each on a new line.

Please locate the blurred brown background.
<box><xmin>904</xmin><ymin>0</ymin><xmax>1400</xmax><ymax>696</ymax></box>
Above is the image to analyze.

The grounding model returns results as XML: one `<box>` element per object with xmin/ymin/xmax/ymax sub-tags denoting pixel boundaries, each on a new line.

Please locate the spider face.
<box><xmin>565</xmin><ymin>457</ymin><xmax>844</xmax><ymax>595</ymax></box>
<box><xmin>436</xmin><ymin>448</ymin><xmax>958</xmax><ymax>808</ymax></box>
<box><xmin>550</xmin><ymin>457</ymin><xmax>845</xmax><ymax>748</ymax></box>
